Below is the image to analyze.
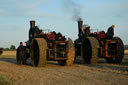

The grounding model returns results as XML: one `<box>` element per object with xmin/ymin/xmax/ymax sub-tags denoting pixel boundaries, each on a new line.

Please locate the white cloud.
<box><xmin>0</xmin><ymin>0</ymin><xmax>49</xmax><ymax>16</ymax></box>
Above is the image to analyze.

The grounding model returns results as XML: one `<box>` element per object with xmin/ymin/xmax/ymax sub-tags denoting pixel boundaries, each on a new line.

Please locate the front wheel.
<box><xmin>106</xmin><ymin>37</ymin><xmax>124</xmax><ymax>64</ymax></box>
<box><xmin>113</xmin><ymin>37</ymin><xmax>124</xmax><ymax>63</ymax></box>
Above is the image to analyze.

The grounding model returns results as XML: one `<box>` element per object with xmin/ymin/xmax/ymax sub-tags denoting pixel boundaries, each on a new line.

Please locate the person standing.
<box><xmin>16</xmin><ymin>42</ymin><xmax>26</xmax><ymax>65</ymax></box>
<box><xmin>106</xmin><ymin>25</ymin><xmax>115</xmax><ymax>39</ymax></box>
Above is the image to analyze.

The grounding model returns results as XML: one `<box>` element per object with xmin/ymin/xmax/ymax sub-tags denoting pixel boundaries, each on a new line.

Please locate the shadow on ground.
<box><xmin>0</xmin><ymin>58</ymin><xmax>17</xmax><ymax>64</ymax></box>
<box><xmin>0</xmin><ymin>57</ymin><xmax>60</xmax><ymax>67</ymax></box>
<box><xmin>0</xmin><ymin>54</ymin><xmax>128</xmax><ymax>70</ymax></box>
<box><xmin>75</xmin><ymin>55</ymin><xmax>128</xmax><ymax>72</ymax></box>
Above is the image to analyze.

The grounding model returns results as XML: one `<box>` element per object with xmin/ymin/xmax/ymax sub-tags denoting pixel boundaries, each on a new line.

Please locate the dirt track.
<box><xmin>0</xmin><ymin>51</ymin><xmax>128</xmax><ymax>85</ymax></box>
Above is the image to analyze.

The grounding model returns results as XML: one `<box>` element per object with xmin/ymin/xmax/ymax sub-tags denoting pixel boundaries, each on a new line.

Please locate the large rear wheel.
<box><xmin>81</xmin><ymin>37</ymin><xmax>99</xmax><ymax>64</ymax></box>
<box><xmin>30</xmin><ymin>38</ymin><xmax>48</xmax><ymax>67</ymax></box>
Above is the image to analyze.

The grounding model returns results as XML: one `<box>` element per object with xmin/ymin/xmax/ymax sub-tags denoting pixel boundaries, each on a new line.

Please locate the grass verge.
<box><xmin>0</xmin><ymin>76</ymin><xmax>8</xmax><ymax>85</ymax></box>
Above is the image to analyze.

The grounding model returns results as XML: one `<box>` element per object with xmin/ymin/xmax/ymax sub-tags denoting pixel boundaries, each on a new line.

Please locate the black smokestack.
<box><xmin>30</xmin><ymin>20</ymin><xmax>35</xmax><ymax>28</ymax></box>
<box><xmin>62</xmin><ymin>0</ymin><xmax>83</xmax><ymax>21</ymax></box>
<box><xmin>78</xmin><ymin>20</ymin><xmax>83</xmax><ymax>38</ymax></box>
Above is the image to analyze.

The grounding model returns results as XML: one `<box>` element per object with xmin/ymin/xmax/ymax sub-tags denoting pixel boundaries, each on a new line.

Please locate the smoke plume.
<box><xmin>62</xmin><ymin>0</ymin><xmax>82</xmax><ymax>21</ymax></box>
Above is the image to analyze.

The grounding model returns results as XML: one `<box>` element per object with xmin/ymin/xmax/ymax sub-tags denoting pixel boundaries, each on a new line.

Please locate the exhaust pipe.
<box><xmin>78</xmin><ymin>20</ymin><xmax>83</xmax><ymax>39</ymax></box>
<box><xmin>30</xmin><ymin>20</ymin><xmax>35</xmax><ymax>28</ymax></box>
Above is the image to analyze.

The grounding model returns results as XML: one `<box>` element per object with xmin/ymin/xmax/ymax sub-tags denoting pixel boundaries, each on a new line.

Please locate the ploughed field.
<box><xmin>0</xmin><ymin>51</ymin><xmax>128</xmax><ymax>85</ymax></box>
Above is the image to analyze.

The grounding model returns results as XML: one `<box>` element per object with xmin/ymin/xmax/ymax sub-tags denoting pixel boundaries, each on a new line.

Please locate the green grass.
<box><xmin>0</xmin><ymin>76</ymin><xmax>8</xmax><ymax>85</ymax></box>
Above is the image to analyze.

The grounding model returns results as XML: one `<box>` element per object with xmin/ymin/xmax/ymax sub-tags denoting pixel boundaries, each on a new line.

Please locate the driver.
<box><xmin>82</xmin><ymin>24</ymin><xmax>90</xmax><ymax>37</ymax></box>
<box><xmin>106</xmin><ymin>25</ymin><xmax>115</xmax><ymax>39</ymax></box>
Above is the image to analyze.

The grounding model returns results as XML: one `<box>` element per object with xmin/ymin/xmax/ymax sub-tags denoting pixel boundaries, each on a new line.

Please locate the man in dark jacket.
<box><xmin>106</xmin><ymin>25</ymin><xmax>115</xmax><ymax>39</ymax></box>
<box><xmin>17</xmin><ymin>42</ymin><xmax>26</xmax><ymax>64</ymax></box>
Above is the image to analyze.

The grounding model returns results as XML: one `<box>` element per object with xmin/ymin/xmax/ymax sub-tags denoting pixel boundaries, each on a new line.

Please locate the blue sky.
<box><xmin>0</xmin><ymin>0</ymin><xmax>128</xmax><ymax>48</ymax></box>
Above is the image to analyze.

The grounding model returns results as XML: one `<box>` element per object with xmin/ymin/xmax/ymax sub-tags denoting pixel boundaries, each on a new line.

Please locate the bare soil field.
<box><xmin>0</xmin><ymin>51</ymin><xmax>128</xmax><ymax>85</ymax></box>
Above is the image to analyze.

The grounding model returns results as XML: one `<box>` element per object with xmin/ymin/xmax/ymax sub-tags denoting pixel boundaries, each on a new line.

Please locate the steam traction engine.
<box><xmin>16</xmin><ymin>21</ymin><xmax>75</xmax><ymax>67</ymax></box>
<box><xmin>74</xmin><ymin>20</ymin><xmax>124</xmax><ymax>64</ymax></box>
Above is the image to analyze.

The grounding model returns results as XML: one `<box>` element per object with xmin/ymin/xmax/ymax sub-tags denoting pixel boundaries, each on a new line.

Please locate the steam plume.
<box><xmin>62</xmin><ymin>0</ymin><xmax>83</xmax><ymax>21</ymax></box>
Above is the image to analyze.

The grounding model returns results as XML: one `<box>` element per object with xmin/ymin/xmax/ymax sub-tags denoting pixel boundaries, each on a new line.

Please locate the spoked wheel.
<box><xmin>16</xmin><ymin>46</ymin><xmax>27</xmax><ymax>65</ymax></box>
<box><xmin>57</xmin><ymin>38</ymin><xmax>75</xmax><ymax>66</ymax></box>
<box><xmin>30</xmin><ymin>38</ymin><xmax>48</xmax><ymax>67</ymax></box>
<box><xmin>106</xmin><ymin>37</ymin><xmax>124</xmax><ymax>64</ymax></box>
<box><xmin>81</xmin><ymin>37</ymin><xmax>99</xmax><ymax>64</ymax></box>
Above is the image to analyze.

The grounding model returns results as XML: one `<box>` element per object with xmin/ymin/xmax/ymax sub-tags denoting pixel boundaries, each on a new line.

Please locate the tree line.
<box><xmin>3</xmin><ymin>45</ymin><xmax>16</xmax><ymax>50</ymax></box>
<box><xmin>124</xmin><ymin>45</ymin><xmax>128</xmax><ymax>49</ymax></box>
